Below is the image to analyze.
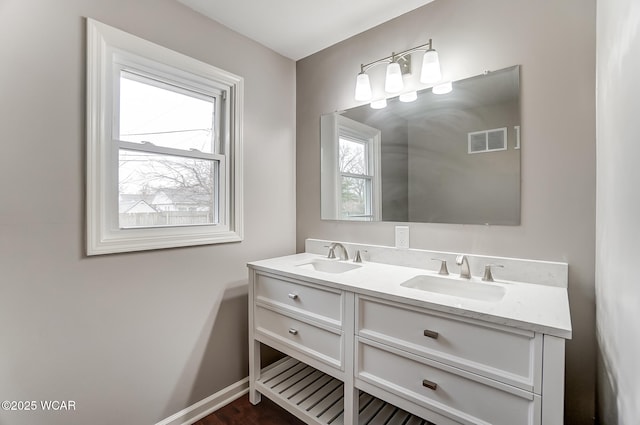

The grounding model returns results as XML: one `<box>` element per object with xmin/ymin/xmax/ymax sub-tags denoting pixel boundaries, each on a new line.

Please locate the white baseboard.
<box><xmin>155</xmin><ymin>377</ymin><xmax>249</xmax><ymax>425</ymax></box>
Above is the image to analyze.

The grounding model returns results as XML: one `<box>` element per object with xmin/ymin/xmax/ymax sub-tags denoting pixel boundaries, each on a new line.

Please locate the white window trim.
<box><xmin>86</xmin><ymin>18</ymin><xmax>243</xmax><ymax>255</ymax></box>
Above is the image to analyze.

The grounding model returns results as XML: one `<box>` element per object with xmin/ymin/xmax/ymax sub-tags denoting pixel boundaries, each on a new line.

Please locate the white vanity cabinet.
<box><xmin>355</xmin><ymin>295</ymin><xmax>551</xmax><ymax>425</ymax></box>
<box><xmin>248</xmin><ymin>260</ymin><xmax>568</xmax><ymax>425</ymax></box>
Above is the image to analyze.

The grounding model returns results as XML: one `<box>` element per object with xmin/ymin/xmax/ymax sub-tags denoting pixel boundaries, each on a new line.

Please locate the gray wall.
<box><xmin>408</xmin><ymin>100</ymin><xmax>520</xmax><ymax>224</ymax></box>
<box><xmin>380</xmin><ymin>120</ymin><xmax>409</xmax><ymax>222</ymax></box>
<box><xmin>0</xmin><ymin>1</ymin><xmax>296</xmax><ymax>425</ymax></box>
<box><xmin>296</xmin><ymin>0</ymin><xmax>596</xmax><ymax>423</ymax></box>
<box><xmin>596</xmin><ymin>0</ymin><xmax>640</xmax><ymax>423</ymax></box>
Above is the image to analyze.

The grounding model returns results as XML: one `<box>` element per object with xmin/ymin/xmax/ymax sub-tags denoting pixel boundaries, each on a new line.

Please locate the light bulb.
<box><xmin>370</xmin><ymin>99</ymin><xmax>387</xmax><ymax>109</ymax></box>
<box><xmin>354</xmin><ymin>72</ymin><xmax>372</xmax><ymax>101</ymax></box>
<box><xmin>432</xmin><ymin>81</ymin><xmax>453</xmax><ymax>95</ymax></box>
<box><xmin>420</xmin><ymin>49</ymin><xmax>442</xmax><ymax>84</ymax></box>
<box><xmin>384</xmin><ymin>62</ymin><xmax>404</xmax><ymax>93</ymax></box>
<box><xmin>399</xmin><ymin>91</ymin><xmax>417</xmax><ymax>102</ymax></box>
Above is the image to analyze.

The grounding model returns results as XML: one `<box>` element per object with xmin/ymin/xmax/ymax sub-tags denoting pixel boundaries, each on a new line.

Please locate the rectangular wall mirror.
<box><xmin>321</xmin><ymin>65</ymin><xmax>521</xmax><ymax>225</ymax></box>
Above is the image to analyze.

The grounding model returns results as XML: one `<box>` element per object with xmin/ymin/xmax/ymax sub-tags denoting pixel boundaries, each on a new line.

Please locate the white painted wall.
<box><xmin>0</xmin><ymin>1</ymin><xmax>296</xmax><ymax>424</ymax></box>
<box><xmin>296</xmin><ymin>0</ymin><xmax>596</xmax><ymax>423</ymax></box>
<box><xmin>596</xmin><ymin>0</ymin><xmax>640</xmax><ymax>423</ymax></box>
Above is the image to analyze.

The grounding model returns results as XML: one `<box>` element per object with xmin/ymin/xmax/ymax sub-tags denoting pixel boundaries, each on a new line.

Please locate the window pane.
<box><xmin>339</xmin><ymin>137</ymin><xmax>367</xmax><ymax>175</ymax></box>
<box><xmin>119</xmin><ymin>72</ymin><xmax>215</xmax><ymax>153</ymax></box>
<box><xmin>341</xmin><ymin>176</ymin><xmax>371</xmax><ymax>220</ymax></box>
<box><xmin>119</xmin><ymin>150</ymin><xmax>217</xmax><ymax>228</ymax></box>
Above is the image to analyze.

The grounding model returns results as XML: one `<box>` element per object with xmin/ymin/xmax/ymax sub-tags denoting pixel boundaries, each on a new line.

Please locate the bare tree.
<box><xmin>118</xmin><ymin>151</ymin><xmax>215</xmax><ymax>225</ymax></box>
<box><xmin>338</xmin><ymin>139</ymin><xmax>367</xmax><ymax>217</ymax></box>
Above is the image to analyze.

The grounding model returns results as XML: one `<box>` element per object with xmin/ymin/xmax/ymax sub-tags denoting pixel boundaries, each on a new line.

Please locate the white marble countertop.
<box><xmin>248</xmin><ymin>252</ymin><xmax>572</xmax><ymax>339</ymax></box>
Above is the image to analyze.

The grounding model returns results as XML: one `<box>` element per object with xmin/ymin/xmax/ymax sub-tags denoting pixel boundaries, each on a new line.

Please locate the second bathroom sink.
<box><xmin>401</xmin><ymin>274</ymin><xmax>506</xmax><ymax>302</ymax></box>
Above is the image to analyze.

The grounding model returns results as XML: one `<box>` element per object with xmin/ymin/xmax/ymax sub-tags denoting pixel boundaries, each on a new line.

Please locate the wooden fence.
<box><xmin>119</xmin><ymin>211</ymin><xmax>213</xmax><ymax>227</ymax></box>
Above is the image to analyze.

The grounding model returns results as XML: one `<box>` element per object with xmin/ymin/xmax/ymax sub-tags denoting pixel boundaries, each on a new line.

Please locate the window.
<box><xmin>339</xmin><ymin>135</ymin><xmax>373</xmax><ymax>220</ymax></box>
<box><xmin>321</xmin><ymin>115</ymin><xmax>381</xmax><ymax>221</ymax></box>
<box><xmin>468</xmin><ymin>127</ymin><xmax>507</xmax><ymax>154</ymax></box>
<box><xmin>87</xmin><ymin>19</ymin><xmax>243</xmax><ymax>255</ymax></box>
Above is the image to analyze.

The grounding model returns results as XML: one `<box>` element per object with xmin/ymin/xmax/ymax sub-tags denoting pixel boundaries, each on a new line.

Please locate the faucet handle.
<box><xmin>324</xmin><ymin>245</ymin><xmax>336</xmax><ymax>259</ymax></box>
<box><xmin>482</xmin><ymin>264</ymin><xmax>504</xmax><ymax>282</ymax></box>
<box><xmin>431</xmin><ymin>258</ymin><xmax>449</xmax><ymax>275</ymax></box>
<box><xmin>353</xmin><ymin>250</ymin><xmax>367</xmax><ymax>263</ymax></box>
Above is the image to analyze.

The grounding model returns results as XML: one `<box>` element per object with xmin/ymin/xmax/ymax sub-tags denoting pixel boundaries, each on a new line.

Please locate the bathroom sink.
<box><xmin>296</xmin><ymin>259</ymin><xmax>361</xmax><ymax>274</ymax></box>
<box><xmin>400</xmin><ymin>274</ymin><xmax>506</xmax><ymax>302</ymax></box>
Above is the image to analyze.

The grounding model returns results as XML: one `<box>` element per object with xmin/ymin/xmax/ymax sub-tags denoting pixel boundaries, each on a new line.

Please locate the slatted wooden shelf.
<box><xmin>256</xmin><ymin>357</ymin><xmax>433</xmax><ymax>425</ymax></box>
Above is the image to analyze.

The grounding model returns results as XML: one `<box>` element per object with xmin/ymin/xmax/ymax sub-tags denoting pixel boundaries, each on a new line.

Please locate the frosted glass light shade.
<box><xmin>432</xmin><ymin>81</ymin><xmax>453</xmax><ymax>95</ymax></box>
<box><xmin>354</xmin><ymin>73</ymin><xmax>372</xmax><ymax>101</ymax></box>
<box><xmin>399</xmin><ymin>91</ymin><xmax>417</xmax><ymax>102</ymax></box>
<box><xmin>420</xmin><ymin>49</ymin><xmax>442</xmax><ymax>84</ymax></box>
<box><xmin>370</xmin><ymin>99</ymin><xmax>387</xmax><ymax>109</ymax></box>
<box><xmin>384</xmin><ymin>62</ymin><xmax>404</xmax><ymax>93</ymax></box>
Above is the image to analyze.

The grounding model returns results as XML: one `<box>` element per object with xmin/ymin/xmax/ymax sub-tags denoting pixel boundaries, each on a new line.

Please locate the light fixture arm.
<box><xmin>359</xmin><ymin>39</ymin><xmax>434</xmax><ymax>73</ymax></box>
<box><xmin>354</xmin><ymin>38</ymin><xmax>442</xmax><ymax>103</ymax></box>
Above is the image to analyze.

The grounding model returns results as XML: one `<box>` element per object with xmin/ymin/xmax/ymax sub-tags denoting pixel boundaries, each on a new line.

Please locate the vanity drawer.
<box><xmin>357</xmin><ymin>340</ymin><xmax>540</xmax><ymax>425</ymax></box>
<box><xmin>255</xmin><ymin>273</ymin><xmax>342</xmax><ymax>325</ymax></box>
<box><xmin>357</xmin><ymin>296</ymin><xmax>542</xmax><ymax>391</ymax></box>
<box><xmin>255</xmin><ymin>305</ymin><xmax>343</xmax><ymax>369</ymax></box>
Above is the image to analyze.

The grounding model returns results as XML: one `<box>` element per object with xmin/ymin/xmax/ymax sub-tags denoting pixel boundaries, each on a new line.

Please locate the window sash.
<box><xmin>339</xmin><ymin>175</ymin><xmax>373</xmax><ymax>220</ymax></box>
<box><xmin>117</xmin><ymin>140</ymin><xmax>225</xmax><ymax>161</ymax></box>
<box><xmin>114</xmin><ymin>66</ymin><xmax>224</xmax><ymax>154</ymax></box>
<box><xmin>117</xmin><ymin>147</ymin><xmax>224</xmax><ymax>229</ymax></box>
<box><xmin>339</xmin><ymin>171</ymin><xmax>374</xmax><ymax>180</ymax></box>
<box><xmin>338</xmin><ymin>135</ymin><xmax>370</xmax><ymax>176</ymax></box>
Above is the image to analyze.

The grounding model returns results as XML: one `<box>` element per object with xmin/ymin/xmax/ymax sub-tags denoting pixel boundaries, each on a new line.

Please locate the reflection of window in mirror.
<box><xmin>336</xmin><ymin>117</ymin><xmax>381</xmax><ymax>221</ymax></box>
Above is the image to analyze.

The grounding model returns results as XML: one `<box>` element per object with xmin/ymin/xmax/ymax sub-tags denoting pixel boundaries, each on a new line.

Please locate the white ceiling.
<box><xmin>177</xmin><ymin>0</ymin><xmax>435</xmax><ymax>61</ymax></box>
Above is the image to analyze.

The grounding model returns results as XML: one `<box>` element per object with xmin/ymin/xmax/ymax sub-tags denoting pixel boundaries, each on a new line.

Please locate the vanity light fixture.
<box><xmin>354</xmin><ymin>72</ymin><xmax>372</xmax><ymax>101</ymax></box>
<box><xmin>399</xmin><ymin>91</ymin><xmax>418</xmax><ymax>102</ymax></box>
<box><xmin>370</xmin><ymin>99</ymin><xmax>387</xmax><ymax>109</ymax></box>
<box><xmin>432</xmin><ymin>81</ymin><xmax>453</xmax><ymax>94</ymax></box>
<box><xmin>354</xmin><ymin>38</ymin><xmax>443</xmax><ymax>104</ymax></box>
<box><xmin>384</xmin><ymin>61</ymin><xmax>404</xmax><ymax>93</ymax></box>
<box><xmin>421</xmin><ymin>48</ymin><xmax>442</xmax><ymax>83</ymax></box>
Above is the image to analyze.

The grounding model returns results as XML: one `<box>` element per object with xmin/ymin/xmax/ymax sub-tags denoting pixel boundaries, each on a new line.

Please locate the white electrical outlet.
<box><xmin>395</xmin><ymin>226</ymin><xmax>410</xmax><ymax>249</ymax></box>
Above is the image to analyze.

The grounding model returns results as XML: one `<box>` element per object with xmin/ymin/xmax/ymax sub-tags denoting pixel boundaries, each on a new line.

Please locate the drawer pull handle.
<box><xmin>288</xmin><ymin>328</ymin><xmax>299</xmax><ymax>335</ymax></box>
<box><xmin>422</xmin><ymin>379</ymin><xmax>438</xmax><ymax>391</ymax></box>
<box><xmin>423</xmin><ymin>329</ymin><xmax>439</xmax><ymax>339</ymax></box>
<box><xmin>288</xmin><ymin>293</ymin><xmax>299</xmax><ymax>300</ymax></box>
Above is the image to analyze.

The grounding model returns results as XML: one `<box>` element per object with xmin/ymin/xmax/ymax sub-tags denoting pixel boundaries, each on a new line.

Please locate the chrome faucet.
<box><xmin>327</xmin><ymin>242</ymin><xmax>349</xmax><ymax>261</ymax></box>
<box><xmin>455</xmin><ymin>255</ymin><xmax>471</xmax><ymax>279</ymax></box>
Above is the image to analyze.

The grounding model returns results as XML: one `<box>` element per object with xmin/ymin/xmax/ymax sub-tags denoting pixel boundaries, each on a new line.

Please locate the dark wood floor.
<box><xmin>194</xmin><ymin>394</ymin><xmax>305</xmax><ymax>425</ymax></box>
